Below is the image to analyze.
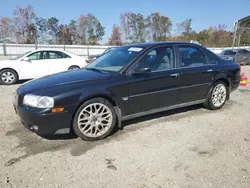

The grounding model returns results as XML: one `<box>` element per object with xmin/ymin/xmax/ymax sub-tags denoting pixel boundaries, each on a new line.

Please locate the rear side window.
<box><xmin>205</xmin><ymin>52</ymin><xmax>219</xmax><ymax>64</ymax></box>
<box><xmin>178</xmin><ymin>46</ymin><xmax>206</xmax><ymax>67</ymax></box>
<box><xmin>46</xmin><ymin>51</ymin><xmax>71</xmax><ymax>59</ymax></box>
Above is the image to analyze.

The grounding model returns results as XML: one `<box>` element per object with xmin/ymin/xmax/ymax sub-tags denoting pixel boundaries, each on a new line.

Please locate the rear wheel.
<box><xmin>72</xmin><ymin>98</ymin><xmax>117</xmax><ymax>141</ymax></box>
<box><xmin>204</xmin><ymin>81</ymin><xmax>228</xmax><ymax>110</ymax></box>
<box><xmin>68</xmin><ymin>65</ymin><xmax>80</xmax><ymax>71</ymax></box>
<box><xmin>0</xmin><ymin>69</ymin><xmax>18</xmax><ymax>85</ymax></box>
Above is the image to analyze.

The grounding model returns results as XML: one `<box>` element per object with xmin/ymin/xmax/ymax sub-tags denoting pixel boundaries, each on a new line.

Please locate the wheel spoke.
<box><xmin>211</xmin><ymin>84</ymin><xmax>227</xmax><ymax>107</ymax></box>
<box><xmin>77</xmin><ymin>103</ymin><xmax>113</xmax><ymax>138</ymax></box>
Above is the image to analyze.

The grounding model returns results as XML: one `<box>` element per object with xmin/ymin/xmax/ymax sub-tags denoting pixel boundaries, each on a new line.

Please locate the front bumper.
<box><xmin>14</xmin><ymin>105</ymin><xmax>73</xmax><ymax>135</ymax></box>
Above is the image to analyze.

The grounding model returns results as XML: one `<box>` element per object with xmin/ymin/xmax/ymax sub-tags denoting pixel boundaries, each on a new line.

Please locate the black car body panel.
<box><xmin>14</xmin><ymin>42</ymin><xmax>241</xmax><ymax>135</ymax></box>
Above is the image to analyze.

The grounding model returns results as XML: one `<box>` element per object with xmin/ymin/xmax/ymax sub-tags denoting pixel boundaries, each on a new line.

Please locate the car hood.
<box><xmin>0</xmin><ymin>59</ymin><xmax>17</xmax><ymax>66</ymax></box>
<box><xmin>17</xmin><ymin>69</ymin><xmax>111</xmax><ymax>94</ymax></box>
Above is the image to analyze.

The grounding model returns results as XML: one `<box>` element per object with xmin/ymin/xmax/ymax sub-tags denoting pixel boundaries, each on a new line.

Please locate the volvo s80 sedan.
<box><xmin>13</xmin><ymin>42</ymin><xmax>241</xmax><ymax>141</ymax></box>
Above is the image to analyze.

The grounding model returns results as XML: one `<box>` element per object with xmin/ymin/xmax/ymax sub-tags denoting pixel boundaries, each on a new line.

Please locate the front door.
<box><xmin>177</xmin><ymin>45</ymin><xmax>219</xmax><ymax>103</ymax></box>
<box><xmin>19</xmin><ymin>51</ymin><xmax>49</xmax><ymax>79</ymax></box>
<box><xmin>128</xmin><ymin>46</ymin><xmax>181</xmax><ymax>115</ymax></box>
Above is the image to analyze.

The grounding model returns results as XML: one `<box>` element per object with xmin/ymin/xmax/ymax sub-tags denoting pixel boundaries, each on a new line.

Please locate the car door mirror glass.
<box><xmin>22</xmin><ymin>57</ymin><xmax>30</xmax><ymax>61</ymax></box>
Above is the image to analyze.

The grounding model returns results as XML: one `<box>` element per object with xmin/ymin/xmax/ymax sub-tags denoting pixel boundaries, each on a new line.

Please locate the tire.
<box><xmin>72</xmin><ymin>98</ymin><xmax>117</xmax><ymax>141</ymax></box>
<box><xmin>248</xmin><ymin>59</ymin><xmax>250</xmax><ymax>65</ymax></box>
<box><xmin>0</xmin><ymin>69</ymin><xmax>18</xmax><ymax>85</ymax></box>
<box><xmin>68</xmin><ymin>65</ymin><xmax>80</xmax><ymax>71</ymax></box>
<box><xmin>203</xmin><ymin>81</ymin><xmax>228</xmax><ymax>110</ymax></box>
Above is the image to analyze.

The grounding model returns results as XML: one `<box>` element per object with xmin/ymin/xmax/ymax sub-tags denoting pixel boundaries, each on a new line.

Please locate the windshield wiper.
<box><xmin>85</xmin><ymin>67</ymin><xmax>106</xmax><ymax>73</ymax></box>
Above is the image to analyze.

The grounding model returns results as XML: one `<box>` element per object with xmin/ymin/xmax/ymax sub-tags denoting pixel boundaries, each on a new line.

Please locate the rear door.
<box><xmin>176</xmin><ymin>45</ymin><xmax>219</xmax><ymax>103</ymax></box>
<box><xmin>127</xmin><ymin>45</ymin><xmax>181</xmax><ymax>115</ymax></box>
<box><xmin>46</xmin><ymin>51</ymin><xmax>72</xmax><ymax>74</ymax></box>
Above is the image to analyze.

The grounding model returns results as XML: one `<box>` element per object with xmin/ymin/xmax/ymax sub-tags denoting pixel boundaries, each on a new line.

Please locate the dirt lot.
<box><xmin>0</xmin><ymin>67</ymin><xmax>250</xmax><ymax>188</ymax></box>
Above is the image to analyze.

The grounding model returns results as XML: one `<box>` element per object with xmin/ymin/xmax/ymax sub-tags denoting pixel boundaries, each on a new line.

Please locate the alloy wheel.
<box><xmin>211</xmin><ymin>84</ymin><xmax>227</xmax><ymax>107</ymax></box>
<box><xmin>77</xmin><ymin>103</ymin><xmax>113</xmax><ymax>138</ymax></box>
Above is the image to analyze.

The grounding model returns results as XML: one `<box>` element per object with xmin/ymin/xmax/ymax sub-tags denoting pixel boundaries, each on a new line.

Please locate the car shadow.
<box><xmin>122</xmin><ymin>104</ymin><xmax>202</xmax><ymax>128</ymax></box>
<box><xmin>40</xmin><ymin>104</ymin><xmax>203</xmax><ymax>141</ymax></box>
<box><xmin>16</xmin><ymin>79</ymin><xmax>30</xmax><ymax>84</ymax></box>
<box><xmin>40</xmin><ymin>133</ymin><xmax>78</xmax><ymax>140</ymax></box>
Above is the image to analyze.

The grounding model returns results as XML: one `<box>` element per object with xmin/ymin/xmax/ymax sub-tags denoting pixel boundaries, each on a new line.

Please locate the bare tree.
<box><xmin>0</xmin><ymin>17</ymin><xmax>14</xmax><ymax>42</ymax></box>
<box><xmin>13</xmin><ymin>5</ymin><xmax>36</xmax><ymax>43</ymax></box>
<box><xmin>108</xmin><ymin>25</ymin><xmax>122</xmax><ymax>46</ymax></box>
<box><xmin>120</xmin><ymin>12</ymin><xmax>131</xmax><ymax>43</ymax></box>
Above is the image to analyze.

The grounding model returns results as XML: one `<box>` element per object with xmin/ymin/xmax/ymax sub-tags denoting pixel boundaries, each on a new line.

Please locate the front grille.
<box><xmin>18</xmin><ymin>95</ymin><xmax>24</xmax><ymax>106</ymax></box>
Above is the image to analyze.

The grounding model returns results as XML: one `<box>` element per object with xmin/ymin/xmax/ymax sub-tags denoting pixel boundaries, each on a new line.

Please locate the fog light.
<box><xmin>52</xmin><ymin>108</ymin><xmax>64</xmax><ymax>113</ymax></box>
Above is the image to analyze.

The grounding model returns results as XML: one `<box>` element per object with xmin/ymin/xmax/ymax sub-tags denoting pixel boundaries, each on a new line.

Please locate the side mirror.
<box><xmin>133</xmin><ymin>67</ymin><xmax>151</xmax><ymax>75</ymax></box>
<box><xmin>22</xmin><ymin>57</ymin><xmax>30</xmax><ymax>61</ymax></box>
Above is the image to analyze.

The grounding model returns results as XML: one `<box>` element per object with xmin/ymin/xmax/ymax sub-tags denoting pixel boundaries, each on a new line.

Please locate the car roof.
<box><xmin>123</xmin><ymin>41</ymin><xmax>200</xmax><ymax>48</ymax></box>
<box><xmin>31</xmin><ymin>49</ymin><xmax>68</xmax><ymax>53</ymax></box>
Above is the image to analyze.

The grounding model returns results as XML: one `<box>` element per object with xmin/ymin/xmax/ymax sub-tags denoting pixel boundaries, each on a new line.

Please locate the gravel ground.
<box><xmin>0</xmin><ymin>67</ymin><xmax>250</xmax><ymax>188</ymax></box>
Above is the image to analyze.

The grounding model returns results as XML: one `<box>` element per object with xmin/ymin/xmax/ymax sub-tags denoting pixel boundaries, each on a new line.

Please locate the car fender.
<box><xmin>77</xmin><ymin>90</ymin><xmax>123</xmax><ymax>128</ymax></box>
<box><xmin>0</xmin><ymin>60</ymin><xmax>20</xmax><ymax>76</ymax></box>
<box><xmin>213</xmin><ymin>72</ymin><xmax>231</xmax><ymax>88</ymax></box>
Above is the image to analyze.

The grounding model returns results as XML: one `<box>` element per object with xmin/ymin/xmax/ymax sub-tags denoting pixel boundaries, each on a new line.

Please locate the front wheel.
<box><xmin>204</xmin><ymin>81</ymin><xmax>228</xmax><ymax>110</ymax></box>
<box><xmin>0</xmin><ymin>69</ymin><xmax>18</xmax><ymax>85</ymax></box>
<box><xmin>72</xmin><ymin>98</ymin><xmax>117</xmax><ymax>141</ymax></box>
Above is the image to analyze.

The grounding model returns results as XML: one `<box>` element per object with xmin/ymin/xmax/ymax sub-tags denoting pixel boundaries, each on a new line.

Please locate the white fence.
<box><xmin>0</xmin><ymin>43</ymin><xmax>114</xmax><ymax>58</ymax></box>
<box><xmin>0</xmin><ymin>43</ymin><xmax>249</xmax><ymax>58</ymax></box>
<box><xmin>208</xmin><ymin>46</ymin><xmax>249</xmax><ymax>54</ymax></box>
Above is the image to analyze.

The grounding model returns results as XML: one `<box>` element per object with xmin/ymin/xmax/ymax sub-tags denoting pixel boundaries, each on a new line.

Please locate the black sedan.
<box><xmin>13</xmin><ymin>42</ymin><xmax>241</xmax><ymax>141</ymax></box>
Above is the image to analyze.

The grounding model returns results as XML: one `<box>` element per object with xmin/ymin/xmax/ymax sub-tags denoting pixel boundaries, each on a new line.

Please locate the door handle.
<box><xmin>207</xmin><ymin>69</ymin><xmax>213</xmax><ymax>73</ymax></box>
<box><xmin>170</xmin><ymin>73</ymin><xmax>180</xmax><ymax>77</ymax></box>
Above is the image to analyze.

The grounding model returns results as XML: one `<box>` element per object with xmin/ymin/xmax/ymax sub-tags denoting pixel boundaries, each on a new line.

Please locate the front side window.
<box><xmin>86</xmin><ymin>46</ymin><xmax>144</xmax><ymax>72</ymax></box>
<box><xmin>224</xmin><ymin>50</ymin><xmax>235</xmax><ymax>55</ymax></box>
<box><xmin>135</xmin><ymin>46</ymin><xmax>175</xmax><ymax>72</ymax></box>
<box><xmin>27</xmin><ymin>51</ymin><xmax>44</xmax><ymax>60</ymax></box>
<box><xmin>241</xmin><ymin>49</ymin><xmax>250</xmax><ymax>54</ymax></box>
<box><xmin>178</xmin><ymin>46</ymin><xmax>206</xmax><ymax>67</ymax></box>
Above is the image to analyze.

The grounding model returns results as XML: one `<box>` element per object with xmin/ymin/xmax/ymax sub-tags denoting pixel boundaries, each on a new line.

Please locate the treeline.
<box><xmin>0</xmin><ymin>5</ymin><xmax>249</xmax><ymax>47</ymax></box>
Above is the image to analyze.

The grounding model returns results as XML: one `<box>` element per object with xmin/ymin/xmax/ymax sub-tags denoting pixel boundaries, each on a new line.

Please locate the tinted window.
<box><xmin>45</xmin><ymin>51</ymin><xmax>70</xmax><ymax>59</ymax></box>
<box><xmin>224</xmin><ymin>50</ymin><xmax>236</xmax><ymax>55</ymax></box>
<box><xmin>86</xmin><ymin>46</ymin><xmax>144</xmax><ymax>72</ymax></box>
<box><xmin>136</xmin><ymin>46</ymin><xmax>175</xmax><ymax>72</ymax></box>
<box><xmin>178</xmin><ymin>46</ymin><xmax>206</xmax><ymax>67</ymax></box>
<box><xmin>28</xmin><ymin>51</ymin><xmax>44</xmax><ymax>60</ymax></box>
<box><xmin>206</xmin><ymin>52</ymin><xmax>218</xmax><ymax>64</ymax></box>
<box><xmin>241</xmin><ymin>49</ymin><xmax>250</xmax><ymax>54</ymax></box>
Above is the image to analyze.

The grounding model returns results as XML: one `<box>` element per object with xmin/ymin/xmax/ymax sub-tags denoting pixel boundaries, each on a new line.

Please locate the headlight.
<box><xmin>23</xmin><ymin>94</ymin><xmax>54</xmax><ymax>108</ymax></box>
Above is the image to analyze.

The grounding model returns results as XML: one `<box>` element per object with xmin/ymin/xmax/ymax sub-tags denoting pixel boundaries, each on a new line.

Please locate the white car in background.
<box><xmin>0</xmin><ymin>49</ymin><xmax>88</xmax><ymax>85</ymax></box>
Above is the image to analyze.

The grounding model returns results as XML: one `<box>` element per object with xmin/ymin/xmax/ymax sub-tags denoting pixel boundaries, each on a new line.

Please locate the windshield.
<box><xmin>103</xmin><ymin>47</ymin><xmax>114</xmax><ymax>54</ymax></box>
<box><xmin>11</xmin><ymin>51</ymin><xmax>31</xmax><ymax>60</ymax></box>
<box><xmin>86</xmin><ymin>46</ymin><xmax>144</xmax><ymax>72</ymax></box>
